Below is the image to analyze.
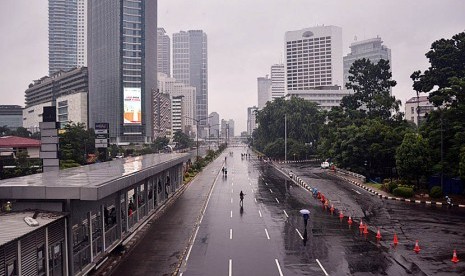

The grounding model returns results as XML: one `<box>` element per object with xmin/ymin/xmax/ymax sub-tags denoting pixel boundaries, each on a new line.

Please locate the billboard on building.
<box><xmin>123</xmin><ymin>87</ymin><xmax>142</xmax><ymax>124</ymax></box>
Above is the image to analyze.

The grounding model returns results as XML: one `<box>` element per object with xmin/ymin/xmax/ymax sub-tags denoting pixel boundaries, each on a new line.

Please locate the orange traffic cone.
<box><xmin>359</xmin><ymin>220</ymin><xmax>364</xmax><ymax>232</ymax></box>
<box><xmin>393</xmin><ymin>233</ymin><xmax>399</xmax><ymax>246</ymax></box>
<box><xmin>363</xmin><ymin>224</ymin><xmax>369</xmax><ymax>235</ymax></box>
<box><xmin>451</xmin><ymin>249</ymin><xmax>459</xmax><ymax>263</ymax></box>
<box><xmin>348</xmin><ymin>216</ymin><xmax>353</xmax><ymax>226</ymax></box>
<box><xmin>330</xmin><ymin>205</ymin><xmax>335</xmax><ymax>215</ymax></box>
<box><xmin>376</xmin><ymin>229</ymin><xmax>382</xmax><ymax>240</ymax></box>
<box><xmin>414</xmin><ymin>240</ymin><xmax>420</xmax><ymax>253</ymax></box>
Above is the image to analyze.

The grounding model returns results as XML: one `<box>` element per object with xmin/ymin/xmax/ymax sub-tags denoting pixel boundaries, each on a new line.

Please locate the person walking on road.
<box><xmin>240</xmin><ymin>191</ymin><xmax>245</xmax><ymax>206</ymax></box>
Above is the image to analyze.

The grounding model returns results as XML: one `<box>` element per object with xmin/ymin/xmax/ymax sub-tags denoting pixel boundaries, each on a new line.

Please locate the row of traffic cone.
<box><xmin>314</xmin><ymin>192</ymin><xmax>460</xmax><ymax>263</ymax></box>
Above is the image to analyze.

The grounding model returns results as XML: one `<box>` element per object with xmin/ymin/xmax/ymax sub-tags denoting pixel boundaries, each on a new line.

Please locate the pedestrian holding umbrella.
<box><xmin>300</xmin><ymin>209</ymin><xmax>310</xmax><ymax>226</ymax></box>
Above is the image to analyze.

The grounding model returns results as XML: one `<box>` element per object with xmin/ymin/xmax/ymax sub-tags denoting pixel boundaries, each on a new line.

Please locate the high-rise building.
<box><xmin>208</xmin><ymin>112</ymin><xmax>220</xmax><ymax>137</ymax></box>
<box><xmin>154</xmin><ymin>90</ymin><xmax>171</xmax><ymax>138</ymax></box>
<box><xmin>48</xmin><ymin>0</ymin><xmax>78</xmax><ymax>75</ymax></box>
<box><xmin>173</xmin><ymin>30</ymin><xmax>208</xmax><ymax>132</ymax></box>
<box><xmin>271</xmin><ymin>64</ymin><xmax>285</xmax><ymax>99</ymax></box>
<box><xmin>88</xmin><ymin>0</ymin><xmax>157</xmax><ymax>144</ymax></box>
<box><xmin>247</xmin><ymin>106</ymin><xmax>258</xmax><ymax>136</ymax></box>
<box><xmin>77</xmin><ymin>0</ymin><xmax>87</xmax><ymax>67</ymax></box>
<box><xmin>257</xmin><ymin>76</ymin><xmax>272</xmax><ymax>110</ymax></box>
<box><xmin>343</xmin><ymin>37</ymin><xmax>391</xmax><ymax>89</ymax></box>
<box><xmin>285</xmin><ymin>26</ymin><xmax>343</xmax><ymax>90</ymax></box>
<box><xmin>171</xmin><ymin>96</ymin><xmax>184</xmax><ymax>134</ymax></box>
<box><xmin>158</xmin><ymin>73</ymin><xmax>196</xmax><ymax>134</ymax></box>
<box><xmin>228</xmin><ymin>119</ymin><xmax>235</xmax><ymax>138</ymax></box>
<box><xmin>157</xmin><ymin>28</ymin><xmax>171</xmax><ymax>77</ymax></box>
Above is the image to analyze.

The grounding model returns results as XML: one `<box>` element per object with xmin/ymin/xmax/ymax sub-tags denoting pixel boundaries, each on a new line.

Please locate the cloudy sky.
<box><xmin>1</xmin><ymin>1</ymin><xmax>464</xmax><ymax>133</ymax></box>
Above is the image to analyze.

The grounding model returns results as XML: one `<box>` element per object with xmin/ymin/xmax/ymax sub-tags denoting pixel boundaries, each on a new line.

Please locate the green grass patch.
<box><xmin>366</xmin><ymin>182</ymin><xmax>383</xmax><ymax>190</ymax></box>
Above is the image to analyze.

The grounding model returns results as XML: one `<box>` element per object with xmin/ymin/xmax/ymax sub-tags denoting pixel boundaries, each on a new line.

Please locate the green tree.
<box><xmin>395</xmin><ymin>133</ymin><xmax>431</xmax><ymax>187</ymax></box>
<box><xmin>152</xmin><ymin>136</ymin><xmax>170</xmax><ymax>152</ymax></box>
<box><xmin>411</xmin><ymin>32</ymin><xmax>465</xmax><ymax>178</ymax></box>
<box><xmin>173</xmin><ymin>131</ymin><xmax>193</xmax><ymax>149</ymax></box>
<box><xmin>344</xmin><ymin>58</ymin><xmax>399</xmax><ymax>120</ymax></box>
<box><xmin>254</xmin><ymin>97</ymin><xmax>324</xmax><ymax>158</ymax></box>
<box><xmin>0</xmin><ymin>125</ymin><xmax>12</xmax><ymax>136</ymax></box>
<box><xmin>59</xmin><ymin>122</ymin><xmax>95</xmax><ymax>166</ymax></box>
<box><xmin>12</xmin><ymin>127</ymin><xmax>32</xmax><ymax>138</ymax></box>
<box><xmin>459</xmin><ymin>146</ymin><xmax>465</xmax><ymax>181</ymax></box>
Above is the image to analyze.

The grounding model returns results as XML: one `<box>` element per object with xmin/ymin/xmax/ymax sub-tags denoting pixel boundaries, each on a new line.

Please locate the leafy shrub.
<box><xmin>386</xmin><ymin>182</ymin><xmax>398</xmax><ymax>193</ymax></box>
<box><xmin>429</xmin><ymin>186</ymin><xmax>443</xmax><ymax>198</ymax></box>
<box><xmin>392</xmin><ymin>187</ymin><xmax>414</xmax><ymax>198</ymax></box>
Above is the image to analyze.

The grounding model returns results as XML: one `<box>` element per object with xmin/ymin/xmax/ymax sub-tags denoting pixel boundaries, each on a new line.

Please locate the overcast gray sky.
<box><xmin>1</xmin><ymin>1</ymin><xmax>464</xmax><ymax>133</ymax></box>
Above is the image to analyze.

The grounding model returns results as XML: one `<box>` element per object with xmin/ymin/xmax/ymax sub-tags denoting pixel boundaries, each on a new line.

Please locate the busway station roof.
<box><xmin>0</xmin><ymin>152</ymin><xmax>191</xmax><ymax>201</ymax></box>
<box><xmin>0</xmin><ymin>211</ymin><xmax>65</xmax><ymax>247</ymax></box>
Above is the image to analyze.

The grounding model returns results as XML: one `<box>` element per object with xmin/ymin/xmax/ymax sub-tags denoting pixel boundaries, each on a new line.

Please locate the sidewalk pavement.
<box><xmin>327</xmin><ymin>169</ymin><xmax>465</xmax><ymax>208</ymax></box>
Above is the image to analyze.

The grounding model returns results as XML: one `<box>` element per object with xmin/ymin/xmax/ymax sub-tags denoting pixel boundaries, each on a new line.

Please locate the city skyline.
<box><xmin>1</xmin><ymin>0</ymin><xmax>465</xmax><ymax>133</ymax></box>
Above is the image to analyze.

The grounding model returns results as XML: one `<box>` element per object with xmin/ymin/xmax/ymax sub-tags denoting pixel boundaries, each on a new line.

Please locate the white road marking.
<box><xmin>258</xmin><ymin>210</ymin><xmax>262</xmax><ymax>217</ymax></box>
<box><xmin>186</xmin><ymin>227</ymin><xmax>199</xmax><ymax>261</ymax></box>
<box><xmin>229</xmin><ymin>259</ymin><xmax>232</xmax><ymax>276</ymax></box>
<box><xmin>269</xmin><ymin>189</ymin><xmax>273</xmax><ymax>193</ymax></box>
<box><xmin>232</xmin><ymin>188</ymin><xmax>234</xmax><ymax>194</ymax></box>
<box><xmin>275</xmin><ymin>259</ymin><xmax>284</xmax><ymax>276</ymax></box>
<box><xmin>295</xmin><ymin>229</ymin><xmax>303</xmax><ymax>240</ymax></box>
<box><xmin>265</xmin><ymin>228</ymin><xmax>270</xmax><ymax>239</ymax></box>
<box><xmin>275</xmin><ymin>198</ymin><xmax>280</xmax><ymax>204</ymax></box>
<box><xmin>254</xmin><ymin>198</ymin><xmax>257</xmax><ymax>203</ymax></box>
<box><xmin>351</xmin><ymin>188</ymin><xmax>361</xmax><ymax>195</ymax></box>
<box><xmin>251</xmin><ymin>188</ymin><xmax>255</xmax><ymax>193</ymax></box>
<box><xmin>249</xmin><ymin>182</ymin><xmax>251</xmax><ymax>186</ymax></box>
<box><xmin>230</xmin><ymin>210</ymin><xmax>232</xmax><ymax>218</ymax></box>
<box><xmin>230</xmin><ymin>229</ymin><xmax>233</xmax><ymax>240</ymax></box>
<box><xmin>265</xmin><ymin>182</ymin><xmax>268</xmax><ymax>186</ymax></box>
<box><xmin>231</xmin><ymin>198</ymin><xmax>233</xmax><ymax>204</ymax></box>
<box><xmin>231</xmin><ymin>182</ymin><xmax>234</xmax><ymax>186</ymax></box>
<box><xmin>283</xmin><ymin>210</ymin><xmax>289</xmax><ymax>218</ymax></box>
<box><xmin>316</xmin><ymin>259</ymin><xmax>329</xmax><ymax>276</ymax></box>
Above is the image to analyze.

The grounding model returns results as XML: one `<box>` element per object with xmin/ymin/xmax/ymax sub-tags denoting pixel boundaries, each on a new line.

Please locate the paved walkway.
<box><xmin>93</xmin><ymin>154</ymin><xmax>226</xmax><ymax>276</ymax></box>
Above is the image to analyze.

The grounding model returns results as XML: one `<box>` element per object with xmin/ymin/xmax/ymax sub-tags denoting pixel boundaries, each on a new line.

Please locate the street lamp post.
<box><xmin>184</xmin><ymin>115</ymin><xmax>212</xmax><ymax>161</ymax></box>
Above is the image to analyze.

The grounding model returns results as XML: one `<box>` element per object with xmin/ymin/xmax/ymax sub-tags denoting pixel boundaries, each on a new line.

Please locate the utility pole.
<box><xmin>284</xmin><ymin>114</ymin><xmax>287</xmax><ymax>162</ymax></box>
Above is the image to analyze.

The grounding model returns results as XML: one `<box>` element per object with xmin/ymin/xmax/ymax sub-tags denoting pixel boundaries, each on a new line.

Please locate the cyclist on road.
<box><xmin>240</xmin><ymin>191</ymin><xmax>245</xmax><ymax>206</ymax></box>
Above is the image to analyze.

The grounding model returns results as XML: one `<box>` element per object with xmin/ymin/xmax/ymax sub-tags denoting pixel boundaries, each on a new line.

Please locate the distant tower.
<box><xmin>48</xmin><ymin>0</ymin><xmax>78</xmax><ymax>75</ymax></box>
<box><xmin>271</xmin><ymin>64</ymin><xmax>285</xmax><ymax>99</ymax></box>
<box><xmin>173</xmin><ymin>30</ymin><xmax>208</xmax><ymax>132</ymax></box>
<box><xmin>257</xmin><ymin>76</ymin><xmax>272</xmax><ymax>110</ymax></box>
<box><xmin>343</xmin><ymin>37</ymin><xmax>392</xmax><ymax>89</ymax></box>
<box><xmin>285</xmin><ymin>26</ymin><xmax>343</xmax><ymax>90</ymax></box>
<box><xmin>157</xmin><ymin>28</ymin><xmax>171</xmax><ymax>77</ymax></box>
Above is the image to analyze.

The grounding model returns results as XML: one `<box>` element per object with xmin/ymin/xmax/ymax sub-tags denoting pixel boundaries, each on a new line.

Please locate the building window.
<box><xmin>37</xmin><ymin>245</ymin><xmax>46</xmax><ymax>276</ymax></box>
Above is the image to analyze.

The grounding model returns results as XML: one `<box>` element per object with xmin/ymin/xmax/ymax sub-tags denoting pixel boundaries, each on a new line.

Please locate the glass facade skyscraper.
<box><xmin>48</xmin><ymin>0</ymin><xmax>78</xmax><ymax>75</ymax></box>
<box><xmin>173</xmin><ymin>30</ymin><xmax>208</xmax><ymax>132</ymax></box>
<box><xmin>88</xmin><ymin>0</ymin><xmax>157</xmax><ymax>144</ymax></box>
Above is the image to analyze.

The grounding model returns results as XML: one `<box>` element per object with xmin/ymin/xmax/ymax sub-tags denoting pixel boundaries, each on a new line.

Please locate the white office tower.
<box><xmin>157</xmin><ymin>28</ymin><xmax>171</xmax><ymax>77</ymax></box>
<box><xmin>271</xmin><ymin>64</ymin><xmax>285</xmax><ymax>99</ymax></box>
<box><xmin>284</xmin><ymin>26</ymin><xmax>348</xmax><ymax>110</ymax></box>
<box><xmin>247</xmin><ymin>106</ymin><xmax>258</xmax><ymax>136</ymax></box>
<box><xmin>285</xmin><ymin>26</ymin><xmax>343</xmax><ymax>90</ymax></box>
<box><xmin>343</xmin><ymin>36</ymin><xmax>392</xmax><ymax>89</ymax></box>
<box><xmin>257</xmin><ymin>76</ymin><xmax>272</xmax><ymax>110</ymax></box>
<box><xmin>173</xmin><ymin>30</ymin><xmax>208</xmax><ymax>135</ymax></box>
<box><xmin>158</xmin><ymin>73</ymin><xmax>195</xmax><ymax>134</ymax></box>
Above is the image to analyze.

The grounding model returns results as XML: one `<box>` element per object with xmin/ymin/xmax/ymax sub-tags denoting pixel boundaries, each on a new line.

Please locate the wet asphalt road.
<box><xmin>113</xmin><ymin>147</ymin><xmax>465</xmax><ymax>275</ymax></box>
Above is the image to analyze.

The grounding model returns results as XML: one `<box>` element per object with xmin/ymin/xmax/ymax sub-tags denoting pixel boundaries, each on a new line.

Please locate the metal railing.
<box><xmin>105</xmin><ymin>225</ymin><xmax>118</xmax><ymax>250</ymax></box>
<box><xmin>73</xmin><ymin>244</ymin><xmax>91</xmax><ymax>274</ymax></box>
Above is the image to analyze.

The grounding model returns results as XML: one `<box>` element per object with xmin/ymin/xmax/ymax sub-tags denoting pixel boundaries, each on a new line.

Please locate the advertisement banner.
<box><xmin>123</xmin><ymin>87</ymin><xmax>142</xmax><ymax>124</ymax></box>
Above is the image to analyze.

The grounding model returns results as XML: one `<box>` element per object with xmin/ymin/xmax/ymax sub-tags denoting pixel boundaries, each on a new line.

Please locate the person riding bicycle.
<box><xmin>240</xmin><ymin>191</ymin><xmax>245</xmax><ymax>205</ymax></box>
